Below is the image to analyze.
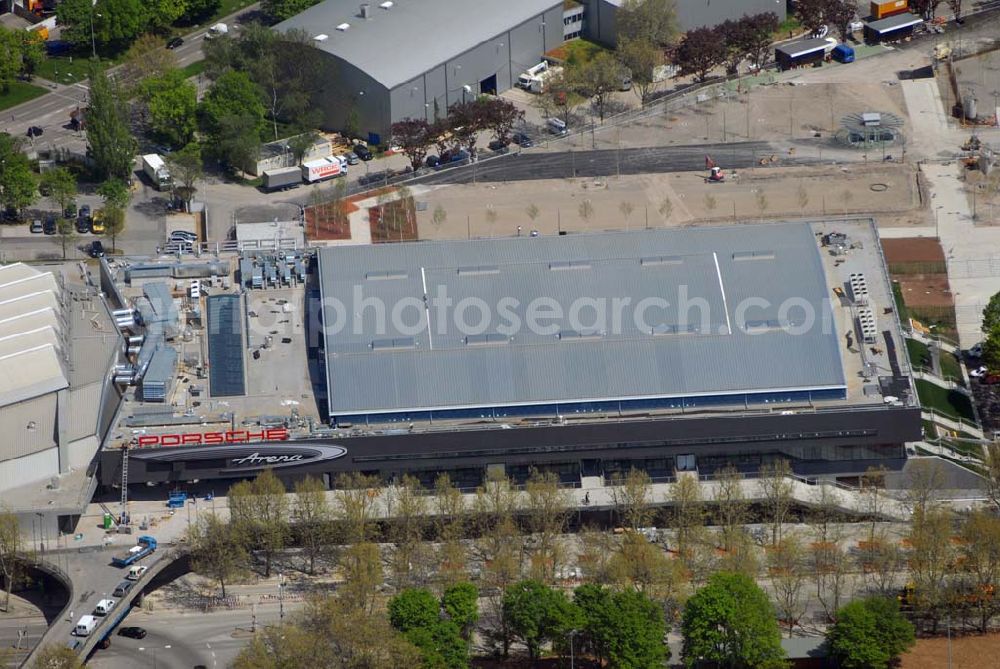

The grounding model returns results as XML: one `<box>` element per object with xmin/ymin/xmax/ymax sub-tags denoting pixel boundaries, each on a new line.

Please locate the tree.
<box><xmin>618</xmin><ymin>38</ymin><xmax>661</xmax><ymax>105</ymax></box>
<box><xmin>97</xmin><ymin>177</ymin><xmax>130</xmax><ymax>210</ymax></box>
<box><xmin>616</xmin><ymin>0</ymin><xmax>678</xmax><ymax>49</ymax></box>
<box><xmin>389</xmin><ymin>588</ymin><xmax>468</xmax><ymax>669</ymax></box>
<box><xmin>481</xmin><ymin>97</ymin><xmax>524</xmax><ymax>146</ymax></box>
<box><xmin>442</xmin><ymin>582</ymin><xmax>479</xmax><ymax>641</ymax></box>
<box><xmin>95</xmin><ymin>0</ymin><xmax>149</xmax><ymax>49</ymax></box>
<box><xmin>101</xmin><ymin>205</ymin><xmax>126</xmax><ymax>253</ymax></box>
<box><xmin>759</xmin><ymin>459</ymin><xmax>793</xmax><ymax>546</ymax></box>
<box><xmin>982</xmin><ymin>330</ymin><xmax>1000</xmax><ymax>372</ymax></box>
<box><xmin>828</xmin><ymin>597</ymin><xmax>915</xmax><ymax>669</ymax></box>
<box><xmin>827</xmin><ymin>0</ymin><xmax>859</xmax><ymax>43</ymax></box>
<box><xmin>742</xmin><ymin>13</ymin><xmax>781</xmax><ymax>70</ymax></box>
<box><xmin>87</xmin><ymin>63</ymin><xmax>138</xmax><ymax>181</ymax></box>
<box><xmin>40</xmin><ymin>168</ymin><xmax>78</xmax><ymax>215</ymax></box>
<box><xmin>523</xmin><ymin>469</ymin><xmax>570</xmax><ymax>582</ymax></box>
<box><xmin>56</xmin><ymin>218</ymin><xmax>77</xmax><ymax>260</ymax></box>
<box><xmin>502</xmin><ymin>580</ymin><xmax>579</xmax><ymax>663</ymax></box>
<box><xmin>768</xmin><ymin>535</ymin><xmax>808</xmax><ymax>636</ymax></box>
<box><xmin>145</xmin><ymin>0</ymin><xmax>186</xmax><ymax>31</ymax></box>
<box><xmin>0</xmin><ymin>510</ymin><xmax>25</xmax><ymax>613</ymax></box>
<box><xmin>670</xmin><ymin>473</ymin><xmax>704</xmax><ymax>559</ymax></box>
<box><xmin>140</xmin><ymin>70</ymin><xmax>198</xmax><ymax>149</ymax></box>
<box><xmin>985</xmin><ymin>442</ymin><xmax>1000</xmax><ymax>512</ymax></box>
<box><xmin>447</xmin><ymin>100</ymin><xmax>487</xmax><ymax>156</ymax></box>
<box><xmin>31</xmin><ymin>644</ymin><xmax>82</xmax><ymax>669</ymax></box>
<box><xmin>674</xmin><ymin>26</ymin><xmax>724</xmax><ymax>82</ymax></box>
<box><xmin>287</xmin><ymin>132</ymin><xmax>318</xmax><ymax>164</ymax></box>
<box><xmin>334</xmin><ymin>472</ymin><xmax>382</xmax><ymax>544</ymax></box>
<box><xmin>810</xmin><ymin>540</ymin><xmax>852</xmax><ymax>622</ymax></box>
<box><xmin>609</xmin><ymin>468</ymin><xmax>654</xmax><ymax>531</ymax></box>
<box><xmin>199</xmin><ymin>70</ymin><xmax>266</xmax><ymax>170</ymax></box>
<box><xmin>907</xmin><ymin>506</ymin><xmax>954</xmax><ymax>629</ymax></box>
<box><xmin>166</xmin><ymin>143</ymin><xmax>204</xmax><ymax>211</ymax></box>
<box><xmin>0</xmin><ymin>29</ymin><xmax>20</xmax><ymax>92</ymax></box>
<box><xmin>431</xmin><ymin>203</ymin><xmax>448</xmax><ymax>228</ymax></box>
<box><xmin>292</xmin><ymin>475</ymin><xmax>331</xmax><ymax>575</ymax></box>
<box><xmin>338</xmin><ymin>542</ymin><xmax>382</xmax><ymax>614</ymax></box>
<box><xmin>658</xmin><ymin>196</ymin><xmax>673</xmax><ymax>222</ymax></box>
<box><xmin>608</xmin><ymin>532</ymin><xmax>684</xmax><ymax>600</ymax></box>
<box><xmin>574</xmin><ymin>51</ymin><xmax>627</xmax><ymax>122</ymax></box>
<box><xmin>17</xmin><ymin>32</ymin><xmax>44</xmax><ymax>81</ymax></box>
<box><xmin>794</xmin><ymin>0</ymin><xmax>828</xmax><ymax>34</ymax></box>
<box><xmin>982</xmin><ymin>291</ymin><xmax>1000</xmax><ymax>334</ymax></box>
<box><xmin>903</xmin><ymin>458</ymin><xmax>947</xmax><ymax>517</ymax></box>
<box><xmin>234</xmin><ymin>595</ymin><xmax>422</xmax><ymax>669</ymax></box>
<box><xmin>182</xmin><ymin>0</ymin><xmax>222</xmax><ymax>22</ymax></box>
<box><xmin>681</xmin><ymin>572</ymin><xmax>785</xmax><ymax>669</ymax></box>
<box><xmin>713</xmin><ymin>465</ymin><xmax>748</xmax><ymax>553</ymax></box>
<box><xmin>188</xmin><ymin>512</ymin><xmax>248</xmax><ymax>598</ymax></box>
<box><xmin>578</xmin><ymin>199</ymin><xmax>594</xmax><ymax>225</ymax></box>
<box><xmin>575</xmin><ymin>584</ymin><xmax>668</xmax><ymax>669</ymax></box>
<box><xmin>228</xmin><ymin>469</ymin><xmax>289</xmax><ymax>578</ymax></box>
<box><xmin>262</xmin><ymin>0</ymin><xmax>321</xmax><ymax>22</ymax></box>
<box><xmin>717</xmin><ymin>19</ymin><xmax>750</xmax><ymax>75</ymax></box>
<box><xmin>0</xmin><ymin>134</ymin><xmax>38</xmax><ymax>214</ymax></box>
<box><xmin>957</xmin><ymin>510</ymin><xmax>1000</xmax><ymax>632</ymax></box>
<box><xmin>121</xmin><ymin>35</ymin><xmax>178</xmax><ymax>91</ymax></box>
<box><xmin>860</xmin><ymin>465</ymin><xmax>888</xmax><ymax>545</ymax></box>
<box><xmin>55</xmin><ymin>0</ymin><xmax>100</xmax><ymax>52</ymax></box>
<box><xmin>391</xmin><ymin>118</ymin><xmax>432</xmax><ymax>172</ymax></box>
<box><xmin>385</xmin><ymin>475</ymin><xmax>428</xmax><ymax>588</ymax></box>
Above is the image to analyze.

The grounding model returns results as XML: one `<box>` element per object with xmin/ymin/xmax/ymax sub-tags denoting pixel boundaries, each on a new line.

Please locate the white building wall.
<box><xmin>0</xmin><ymin>447</ymin><xmax>59</xmax><ymax>492</ymax></box>
<box><xmin>67</xmin><ymin>435</ymin><xmax>100</xmax><ymax>471</ymax></box>
<box><xmin>0</xmin><ymin>394</ymin><xmax>57</xmax><ymax>459</ymax></box>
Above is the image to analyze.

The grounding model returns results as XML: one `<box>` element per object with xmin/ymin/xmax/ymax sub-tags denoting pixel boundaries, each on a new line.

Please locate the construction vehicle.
<box><xmin>111</xmin><ymin>535</ymin><xmax>157</xmax><ymax>568</ymax></box>
<box><xmin>705</xmin><ymin>155</ymin><xmax>725</xmax><ymax>182</ymax></box>
<box><xmin>962</xmin><ymin>135</ymin><xmax>981</xmax><ymax>151</ymax></box>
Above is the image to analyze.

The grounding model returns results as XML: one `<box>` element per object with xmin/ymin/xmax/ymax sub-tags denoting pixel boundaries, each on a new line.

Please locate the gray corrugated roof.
<box><xmin>317</xmin><ymin>224</ymin><xmax>846</xmax><ymax>417</ymax></box>
<box><xmin>775</xmin><ymin>37</ymin><xmax>830</xmax><ymax>58</ymax></box>
<box><xmin>865</xmin><ymin>13</ymin><xmax>922</xmax><ymax>33</ymax></box>
<box><xmin>274</xmin><ymin>0</ymin><xmax>559</xmax><ymax>89</ymax></box>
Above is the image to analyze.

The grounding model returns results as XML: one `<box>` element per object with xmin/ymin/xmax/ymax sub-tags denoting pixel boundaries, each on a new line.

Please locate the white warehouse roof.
<box><xmin>0</xmin><ymin>264</ymin><xmax>68</xmax><ymax>408</ymax></box>
<box><xmin>275</xmin><ymin>0</ymin><xmax>560</xmax><ymax>89</ymax></box>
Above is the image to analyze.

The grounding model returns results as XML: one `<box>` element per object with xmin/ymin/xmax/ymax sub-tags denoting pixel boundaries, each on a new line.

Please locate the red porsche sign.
<box><xmin>137</xmin><ymin>428</ymin><xmax>289</xmax><ymax>447</ymax></box>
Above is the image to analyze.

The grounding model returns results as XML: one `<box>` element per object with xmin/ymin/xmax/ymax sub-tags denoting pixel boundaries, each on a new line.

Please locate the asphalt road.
<box><xmin>2</xmin><ymin>4</ymin><xmax>261</xmax><ymax>153</ymax></box>
<box><xmin>414</xmin><ymin>141</ymin><xmax>817</xmax><ymax>186</ymax></box>
<box><xmin>87</xmin><ymin>604</ymin><xmax>290</xmax><ymax>669</ymax></box>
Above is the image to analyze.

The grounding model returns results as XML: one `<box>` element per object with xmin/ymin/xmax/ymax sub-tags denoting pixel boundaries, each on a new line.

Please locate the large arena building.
<box><xmin>0</xmin><ymin>263</ymin><xmax>123</xmax><ymax>534</ymax></box>
<box><xmin>99</xmin><ymin>221</ymin><xmax>921</xmax><ymax>492</ymax></box>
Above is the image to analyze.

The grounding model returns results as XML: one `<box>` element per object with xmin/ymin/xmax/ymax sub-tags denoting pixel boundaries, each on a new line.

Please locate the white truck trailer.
<box><xmin>301</xmin><ymin>156</ymin><xmax>346</xmax><ymax>183</ymax></box>
<box><xmin>141</xmin><ymin>154</ymin><xmax>173</xmax><ymax>191</ymax></box>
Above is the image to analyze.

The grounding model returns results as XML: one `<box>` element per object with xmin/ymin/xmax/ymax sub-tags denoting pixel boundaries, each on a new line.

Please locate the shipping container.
<box><xmin>870</xmin><ymin>0</ymin><xmax>908</xmax><ymax>20</ymax></box>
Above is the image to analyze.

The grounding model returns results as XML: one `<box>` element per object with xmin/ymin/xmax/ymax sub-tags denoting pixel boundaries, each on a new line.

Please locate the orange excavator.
<box><xmin>705</xmin><ymin>155</ymin><xmax>725</xmax><ymax>182</ymax></box>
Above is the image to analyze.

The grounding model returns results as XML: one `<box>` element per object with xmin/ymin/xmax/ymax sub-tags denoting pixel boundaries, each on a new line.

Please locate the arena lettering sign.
<box><xmin>231</xmin><ymin>452</ymin><xmax>305</xmax><ymax>466</ymax></box>
<box><xmin>136</xmin><ymin>428</ymin><xmax>290</xmax><ymax>447</ymax></box>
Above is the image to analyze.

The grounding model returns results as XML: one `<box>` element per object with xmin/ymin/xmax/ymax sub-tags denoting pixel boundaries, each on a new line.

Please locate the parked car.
<box><xmin>90</xmin><ymin>210</ymin><xmax>106</xmax><ymax>234</ymax></box>
<box><xmin>26</xmin><ymin>125</ymin><xmax>43</xmax><ymax>138</ymax></box>
<box><xmin>971</xmin><ymin>366</ymin><xmax>988</xmax><ymax>378</ymax></box>
<box><xmin>166</xmin><ymin>36</ymin><xmax>183</xmax><ymax>49</ymax></box>
<box><xmin>982</xmin><ymin>374</ymin><xmax>1000</xmax><ymax>385</ymax></box>
<box><xmin>78</xmin><ymin>205</ymin><xmax>92</xmax><ymax>229</ymax></box>
<box><xmin>425</xmin><ymin>155</ymin><xmax>440</xmax><ymax>168</ymax></box>
<box><xmin>345</xmin><ymin>152</ymin><xmax>359</xmax><ymax>165</ymax></box>
<box><xmin>75</xmin><ymin>215</ymin><xmax>90</xmax><ymax>234</ymax></box>
<box><xmin>968</xmin><ymin>342</ymin><xmax>984</xmax><ymax>358</ymax></box>
<box><xmin>42</xmin><ymin>216</ymin><xmax>57</xmax><ymax>235</ymax></box>
<box><xmin>488</xmin><ymin>138</ymin><xmax>510</xmax><ymax>152</ymax></box>
<box><xmin>354</xmin><ymin>144</ymin><xmax>373</xmax><ymax>161</ymax></box>
<box><xmin>64</xmin><ymin>202</ymin><xmax>77</xmax><ymax>219</ymax></box>
<box><xmin>512</xmin><ymin>132</ymin><xmax>534</xmax><ymax>148</ymax></box>
<box><xmin>89</xmin><ymin>240</ymin><xmax>105</xmax><ymax>258</ymax></box>
<box><xmin>117</xmin><ymin>627</ymin><xmax>147</xmax><ymax>639</ymax></box>
<box><xmin>30</xmin><ymin>219</ymin><xmax>44</xmax><ymax>233</ymax></box>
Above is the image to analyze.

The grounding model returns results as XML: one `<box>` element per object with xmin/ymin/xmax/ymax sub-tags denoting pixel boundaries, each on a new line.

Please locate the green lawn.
<box><xmin>906</xmin><ymin>338</ymin><xmax>931</xmax><ymax>370</ymax></box>
<box><xmin>0</xmin><ymin>81</ymin><xmax>49</xmax><ymax>111</ymax></box>
<box><xmin>34</xmin><ymin>54</ymin><xmax>106</xmax><ymax>85</ymax></box>
<box><xmin>891</xmin><ymin>281</ymin><xmax>909</xmax><ymax>324</ymax></box>
<box><xmin>546</xmin><ymin>38</ymin><xmax>609</xmax><ymax>64</ymax></box>
<box><xmin>939</xmin><ymin>351</ymin><xmax>965</xmax><ymax>385</ymax></box>
<box><xmin>915</xmin><ymin>379</ymin><xmax>976</xmax><ymax>423</ymax></box>
<box><xmin>180</xmin><ymin>60</ymin><xmax>207</xmax><ymax>79</ymax></box>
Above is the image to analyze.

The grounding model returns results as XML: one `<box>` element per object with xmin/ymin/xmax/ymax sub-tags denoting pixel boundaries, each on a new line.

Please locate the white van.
<box><xmin>75</xmin><ymin>615</ymin><xmax>97</xmax><ymax>636</ymax></box>
<box><xmin>127</xmin><ymin>565</ymin><xmax>148</xmax><ymax>581</ymax></box>
<box><xmin>547</xmin><ymin>117</ymin><xmax>568</xmax><ymax>136</ymax></box>
<box><xmin>206</xmin><ymin>22</ymin><xmax>228</xmax><ymax>38</ymax></box>
<box><xmin>94</xmin><ymin>599</ymin><xmax>116</xmax><ymax>616</ymax></box>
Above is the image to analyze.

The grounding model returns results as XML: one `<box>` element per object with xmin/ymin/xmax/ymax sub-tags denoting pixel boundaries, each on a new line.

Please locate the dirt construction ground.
<box><xmin>415</xmin><ymin>163</ymin><xmax>923</xmax><ymax>241</ymax></box>
<box><xmin>900</xmin><ymin>633</ymin><xmax>1000</xmax><ymax>669</ymax></box>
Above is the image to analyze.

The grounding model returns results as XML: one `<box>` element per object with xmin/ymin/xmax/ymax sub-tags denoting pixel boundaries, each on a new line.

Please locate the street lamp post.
<box><xmin>89</xmin><ymin>8</ymin><xmax>100</xmax><ymax>58</ymax></box>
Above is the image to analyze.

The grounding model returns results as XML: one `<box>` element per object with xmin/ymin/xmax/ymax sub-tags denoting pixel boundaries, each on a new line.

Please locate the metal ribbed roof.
<box><xmin>274</xmin><ymin>0</ymin><xmax>559</xmax><ymax>90</ymax></box>
<box><xmin>317</xmin><ymin>224</ymin><xmax>846</xmax><ymax>417</ymax></box>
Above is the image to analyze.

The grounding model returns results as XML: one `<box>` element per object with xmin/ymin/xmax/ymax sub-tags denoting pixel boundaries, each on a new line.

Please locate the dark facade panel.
<box><xmin>100</xmin><ymin>406</ymin><xmax>921</xmax><ymax>488</ymax></box>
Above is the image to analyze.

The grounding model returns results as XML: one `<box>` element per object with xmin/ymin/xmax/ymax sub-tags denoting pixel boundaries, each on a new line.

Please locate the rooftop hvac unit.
<box><xmin>359</xmin><ymin>2</ymin><xmax>370</xmax><ymax>18</ymax></box>
<box><xmin>337</xmin><ymin>22</ymin><xmax>350</xmax><ymax>30</ymax></box>
<box><xmin>379</xmin><ymin>1</ymin><xmax>393</xmax><ymax>7</ymax></box>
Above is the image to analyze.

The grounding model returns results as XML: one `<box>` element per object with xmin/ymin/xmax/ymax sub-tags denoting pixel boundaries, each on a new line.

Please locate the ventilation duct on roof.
<box><xmin>359</xmin><ymin>3</ymin><xmax>370</xmax><ymax>18</ymax></box>
<box><xmin>314</xmin><ymin>34</ymin><xmax>328</xmax><ymax>41</ymax></box>
<box><xmin>337</xmin><ymin>22</ymin><xmax>350</xmax><ymax>31</ymax></box>
<box><xmin>379</xmin><ymin>0</ymin><xmax>393</xmax><ymax>7</ymax></box>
